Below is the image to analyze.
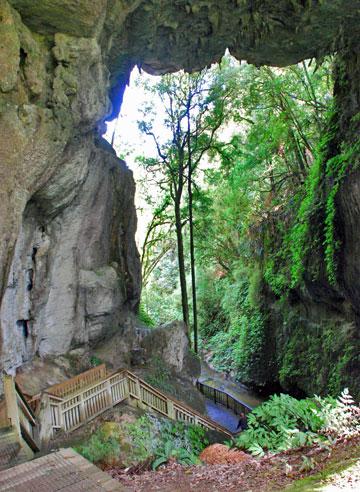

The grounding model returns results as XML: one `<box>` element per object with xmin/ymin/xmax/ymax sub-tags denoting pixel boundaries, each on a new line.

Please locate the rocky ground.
<box><xmin>106</xmin><ymin>435</ymin><xmax>360</xmax><ymax>491</ymax></box>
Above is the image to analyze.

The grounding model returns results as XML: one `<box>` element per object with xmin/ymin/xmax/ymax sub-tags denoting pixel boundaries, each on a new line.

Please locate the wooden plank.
<box><xmin>46</xmin><ymin>364</ymin><xmax>107</xmax><ymax>398</ymax></box>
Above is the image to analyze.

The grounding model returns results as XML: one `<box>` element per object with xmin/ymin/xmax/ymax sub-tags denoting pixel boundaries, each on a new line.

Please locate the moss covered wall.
<box><xmin>0</xmin><ymin>0</ymin><xmax>359</xmax><ymax>387</ymax></box>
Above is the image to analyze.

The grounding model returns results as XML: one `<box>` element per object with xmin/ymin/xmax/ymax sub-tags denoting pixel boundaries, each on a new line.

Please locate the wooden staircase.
<box><xmin>31</xmin><ymin>364</ymin><xmax>233</xmax><ymax>442</ymax></box>
<box><xmin>0</xmin><ymin>376</ymin><xmax>40</xmax><ymax>471</ymax></box>
<box><xmin>0</xmin><ymin>363</ymin><xmax>234</xmax><ymax>470</ymax></box>
<box><xmin>0</xmin><ymin>427</ymin><xmax>30</xmax><ymax>471</ymax></box>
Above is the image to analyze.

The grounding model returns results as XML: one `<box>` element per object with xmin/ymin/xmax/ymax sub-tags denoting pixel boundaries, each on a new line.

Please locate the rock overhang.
<box><xmin>7</xmin><ymin>0</ymin><xmax>360</xmax><ymax>120</ymax></box>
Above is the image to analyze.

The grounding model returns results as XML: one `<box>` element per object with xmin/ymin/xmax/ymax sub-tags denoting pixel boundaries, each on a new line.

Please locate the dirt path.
<box><xmin>320</xmin><ymin>460</ymin><xmax>360</xmax><ymax>490</ymax></box>
<box><xmin>108</xmin><ymin>436</ymin><xmax>360</xmax><ymax>491</ymax></box>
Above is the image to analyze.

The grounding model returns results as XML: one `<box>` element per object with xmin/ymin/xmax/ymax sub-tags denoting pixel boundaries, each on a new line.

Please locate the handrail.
<box><xmin>126</xmin><ymin>371</ymin><xmax>169</xmax><ymax>400</ymax></box>
<box><xmin>4</xmin><ymin>366</ymin><xmax>243</xmax><ymax>449</ymax></box>
<box><xmin>125</xmin><ymin>370</ymin><xmax>233</xmax><ymax>436</ymax></box>
<box><xmin>2</xmin><ymin>375</ymin><xmax>40</xmax><ymax>454</ymax></box>
<box><xmin>196</xmin><ymin>380</ymin><xmax>253</xmax><ymax>416</ymax></box>
<box><xmin>15</xmin><ymin>384</ymin><xmax>37</xmax><ymax>426</ymax></box>
<box><xmin>15</xmin><ymin>382</ymin><xmax>37</xmax><ymax>423</ymax></box>
<box><xmin>45</xmin><ymin>364</ymin><xmax>107</xmax><ymax>398</ymax></box>
<box><xmin>38</xmin><ymin>365</ymin><xmax>234</xmax><ymax>440</ymax></box>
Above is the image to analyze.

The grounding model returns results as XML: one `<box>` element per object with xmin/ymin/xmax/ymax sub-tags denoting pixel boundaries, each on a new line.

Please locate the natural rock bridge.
<box><xmin>0</xmin><ymin>0</ymin><xmax>360</xmax><ymax>399</ymax></box>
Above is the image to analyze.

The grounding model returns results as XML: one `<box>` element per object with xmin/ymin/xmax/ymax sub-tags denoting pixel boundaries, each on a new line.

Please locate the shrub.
<box><xmin>152</xmin><ymin>440</ymin><xmax>200</xmax><ymax>470</ymax></box>
<box><xmin>125</xmin><ymin>414</ymin><xmax>209</xmax><ymax>466</ymax></box>
<box><xmin>235</xmin><ymin>393</ymin><xmax>325</xmax><ymax>456</ymax></box>
<box><xmin>235</xmin><ymin>390</ymin><xmax>360</xmax><ymax>457</ymax></box>
<box><xmin>74</xmin><ymin>428</ymin><xmax>120</xmax><ymax>464</ymax></box>
<box><xmin>314</xmin><ymin>388</ymin><xmax>360</xmax><ymax>438</ymax></box>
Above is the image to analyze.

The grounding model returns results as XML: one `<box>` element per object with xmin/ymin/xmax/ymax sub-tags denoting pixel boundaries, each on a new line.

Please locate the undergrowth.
<box><xmin>235</xmin><ymin>389</ymin><xmax>360</xmax><ymax>457</ymax></box>
<box><xmin>75</xmin><ymin>414</ymin><xmax>208</xmax><ymax>469</ymax></box>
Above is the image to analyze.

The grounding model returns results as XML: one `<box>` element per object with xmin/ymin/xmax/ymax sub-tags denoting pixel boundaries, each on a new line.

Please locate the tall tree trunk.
<box><xmin>188</xmin><ymin>171</ymin><xmax>198</xmax><ymax>353</ymax></box>
<box><xmin>174</xmin><ymin>197</ymin><xmax>190</xmax><ymax>331</ymax></box>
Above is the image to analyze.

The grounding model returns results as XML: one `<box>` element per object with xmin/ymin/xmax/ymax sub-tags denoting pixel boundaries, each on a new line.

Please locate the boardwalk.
<box><xmin>0</xmin><ymin>448</ymin><xmax>123</xmax><ymax>491</ymax></box>
<box><xmin>205</xmin><ymin>398</ymin><xmax>240</xmax><ymax>433</ymax></box>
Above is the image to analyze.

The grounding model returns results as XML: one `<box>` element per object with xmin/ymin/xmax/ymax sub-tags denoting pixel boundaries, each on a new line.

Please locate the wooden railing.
<box><xmin>126</xmin><ymin>371</ymin><xmax>232</xmax><ymax>436</ymax></box>
<box><xmin>39</xmin><ymin>368</ymin><xmax>233</xmax><ymax>441</ymax></box>
<box><xmin>2</xmin><ymin>375</ymin><xmax>40</xmax><ymax>454</ymax></box>
<box><xmin>41</xmin><ymin>370</ymin><xmax>129</xmax><ymax>439</ymax></box>
<box><xmin>44</xmin><ymin>364</ymin><xmax>108</xmax><ymax>398</ymax></box>
<box><xmin>196</xmin><ymin>380</ymin><xmax>253</xmax><ymax>417</ymax></box>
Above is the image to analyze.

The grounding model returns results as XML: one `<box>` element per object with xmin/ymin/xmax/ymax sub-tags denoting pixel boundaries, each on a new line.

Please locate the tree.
<box><xmin>137</xmin><ymin>63</ymin><xmax>238</xmax><ymax>349</ymax></box>
<box><xmin>193</xmin><ymin>59</ymin><xmax>333</xmax><ymax>382</ymax></box>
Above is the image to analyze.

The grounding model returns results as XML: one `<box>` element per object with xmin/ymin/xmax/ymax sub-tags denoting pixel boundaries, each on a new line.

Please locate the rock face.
<box><xmin>0</xmin><ymin>0</ymin><xmax>359</xmax><ymax>393</ymax></box>
<box><xmin>0</xmin><ymin>138</ymin><xmax>141</xmax><ymax>375</ymax></box>
<box><xmin>140</xmin><ymin>321</ymin><xmax>201</xmax><ymax>377</ymax></box>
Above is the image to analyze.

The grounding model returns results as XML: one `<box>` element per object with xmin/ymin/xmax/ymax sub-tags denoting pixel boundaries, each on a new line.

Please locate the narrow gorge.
<box><xmin>0</xmin><ymin>0</ymin><xmax>359</xmax><ymax>400</ymax></box>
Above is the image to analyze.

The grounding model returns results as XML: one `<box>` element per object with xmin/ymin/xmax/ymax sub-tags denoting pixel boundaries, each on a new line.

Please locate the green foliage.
<box><xmin>199</xmin><ymin>262</ymin><xmax>269</xmax><ymax>385</ymax></box>
<box><xmin>141</xmin><ymin>248</ymin><xmax>183</xmax><ymax>326</ymax></box>
<box><xmin>138</xmin><ymin>303</ymin><xmax>156</xmax><ymax>327</ymax></box>
<box><xmin>288</xmin><ymin>145</ymin><xmax>324</xmax><ymax>287</ymax></box>
<box><xmin>314</xmin><ymin>388</ymin><xmax>360</xmax><ymax>438</ymax></box>
<box><xmin>123</xmin><ymin>56</ymin><xmax>356</xmax><ymax>396</ymax></box>
<box><xmin>89</xmin><ymin>355</ymin><xmax>102</xmax><ymax>367</ymax></box>
<box><xmin>235</xmin><ymin>390</ymin><xmax>360</xmax><ymax>456</ymax></box>
<box><xmin>235</xmin><ymin>393</ymin><xmax>326</xmax><ymax>455</ymax></box>
<box><xmin>126</xmin><ymin>414</ymin><xmax>208</xmax><ymax>466</ymax></box>
<box><xmin>285</xmin><ymin>129</ymin><xmax>359</xmax><ymax>288</ymax></box>
<box><xmin>152</xmin><ymin>440</ymin><xmax>201</xmax><ymax>470</ymax></box>
<box><xmin>192</xmin><ymin>58</ymin><xmax>336</xmax><ymax>386</ymax></box>
<box><xmin>323</xmin><ymin>141</ymin><xmax>360</xmax><ymax>284</ymax></box>
<box><xmin>277</xmin><ymin>307</ymin><xmax>360</xmax><ymax>399</ymax></box>
<box><xmin>74</xmin><ymin>428</ymin><xmax>120</xmax><ymax>464</ymax></box>
<box><xmin>75</xmin><ymin>414</ymin><xmax>208</xmax><ymax>468</ymax></box>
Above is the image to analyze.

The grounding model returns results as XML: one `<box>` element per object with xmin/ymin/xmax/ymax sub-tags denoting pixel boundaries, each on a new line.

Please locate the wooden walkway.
<box><xmin>29</xmin><ymin>365</ymin><xmax>233</xmax><ymax>442</ymax></box>
<box><xmin>0</xmin><ymin>448</ymin><xmax>123</xmax><ymax>491</ymax></box>
<box><xmin>196</xmin><ymin>380</ymin><xmax>253</xmax><ymax>417</ymax></box>
<box><xmin>1</xmin><ymin>363</ymin><xmax>233</xmax><ymax>461</ymax></box>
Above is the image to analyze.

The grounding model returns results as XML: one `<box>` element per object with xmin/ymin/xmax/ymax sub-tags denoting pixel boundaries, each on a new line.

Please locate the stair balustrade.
<box><xmin>38</xmin><ymin>368</ymin><xmax>233</xmax><ymax>441</ymax></box>
<box><xmin>196</xmin><ymin>380</ymin><xmax>253</xmax><ymax>417</ymax></box>
<box><xmin>1</xmin><ymin>376</ymin><xmax>40</xmax><ymax>460</ymax></box>
<box><xmin>2</xmin><ymin>366</ymin><xmax>235</xmax><ymax>449</ymax></box>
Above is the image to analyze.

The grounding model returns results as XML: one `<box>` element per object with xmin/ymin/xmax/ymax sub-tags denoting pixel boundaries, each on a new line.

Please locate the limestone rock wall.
<box><xmin>0</xmin><ymin>0</ymin><xmax>359</xmax><ymax>387</ymax></box>
<box><xmin>0</xmin><ymin>138</ymin><xmax>141</xmax><ymax>374</ymax></box>
<box><xmin>0</xmin><ymin>0</ymin><xmax>141</xmax><ymax>376</ymax></box>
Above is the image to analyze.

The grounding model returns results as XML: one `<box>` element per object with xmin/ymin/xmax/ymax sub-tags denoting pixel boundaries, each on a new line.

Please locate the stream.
<box><xmin>199</xmin><ymin>362</ymin><xmax>264</xmax><ymax>432</ymax></box>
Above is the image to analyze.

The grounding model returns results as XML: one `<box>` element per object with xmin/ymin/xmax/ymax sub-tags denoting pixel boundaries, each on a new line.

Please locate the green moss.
<box><xmin>323</xmin><ymin>140</ymin><xmax>360</xmax><ymax>284</ymax></box>
<box><xmin>288</xmin><ymin>131</ymin><xmax>332</xmax><ymax>288</ymax></box>
<box><xmin>285</xmin><ymin>453</ymin><xmax>359</xmax><ymax>491</ymax></box>
<box><xmin>278</xmin><ymin>318</ymin><xmax>360</xmax><ymax>399</ymax></box>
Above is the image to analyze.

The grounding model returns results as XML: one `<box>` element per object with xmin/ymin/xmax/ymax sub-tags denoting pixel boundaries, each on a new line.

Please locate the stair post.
<box><xmin>105</xmin><ymin>379</ymin><xmax>113</xmax><ymax>407</ymax></box>
<box><xmin>167</xmin><ymin>399</ymin><xmax>175</xmax><ymax>420</ymax></box>
<box><xmin>135</xmin><ymin>378</ymin><xmax>144</xmax><ymax>409</ymax></box>
<box><xmin>3</xmin><ymin>375</ymin><xmax>21</xmax><ymax>437</ymax></box>
<box><xmin>124</xmin><ymin>376</ymin><xmax>130</xmax><ymax>401</ymax></box>
<box><xmin>38</xmin><ymin>393</ymin><xmax>54</xmax><ymax>445</ymax></box>
<box><xmin>79</xmin><ymin>392</ymin><xmax>86</xmax><ymax>423</ymax></box>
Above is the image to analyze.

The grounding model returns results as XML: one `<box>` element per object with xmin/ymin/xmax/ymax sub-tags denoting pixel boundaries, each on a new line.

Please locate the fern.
<box><xmin>235</xmin><ymin>390</ymin><xmax>359</xmax><ymax>457</ymax></box>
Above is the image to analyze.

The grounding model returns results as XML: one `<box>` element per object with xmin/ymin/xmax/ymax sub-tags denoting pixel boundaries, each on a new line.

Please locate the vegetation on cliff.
<box><xmin>123</xmin><ymin>53</ymin><xmax>359</xmax><ymax>399</ymax></box>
